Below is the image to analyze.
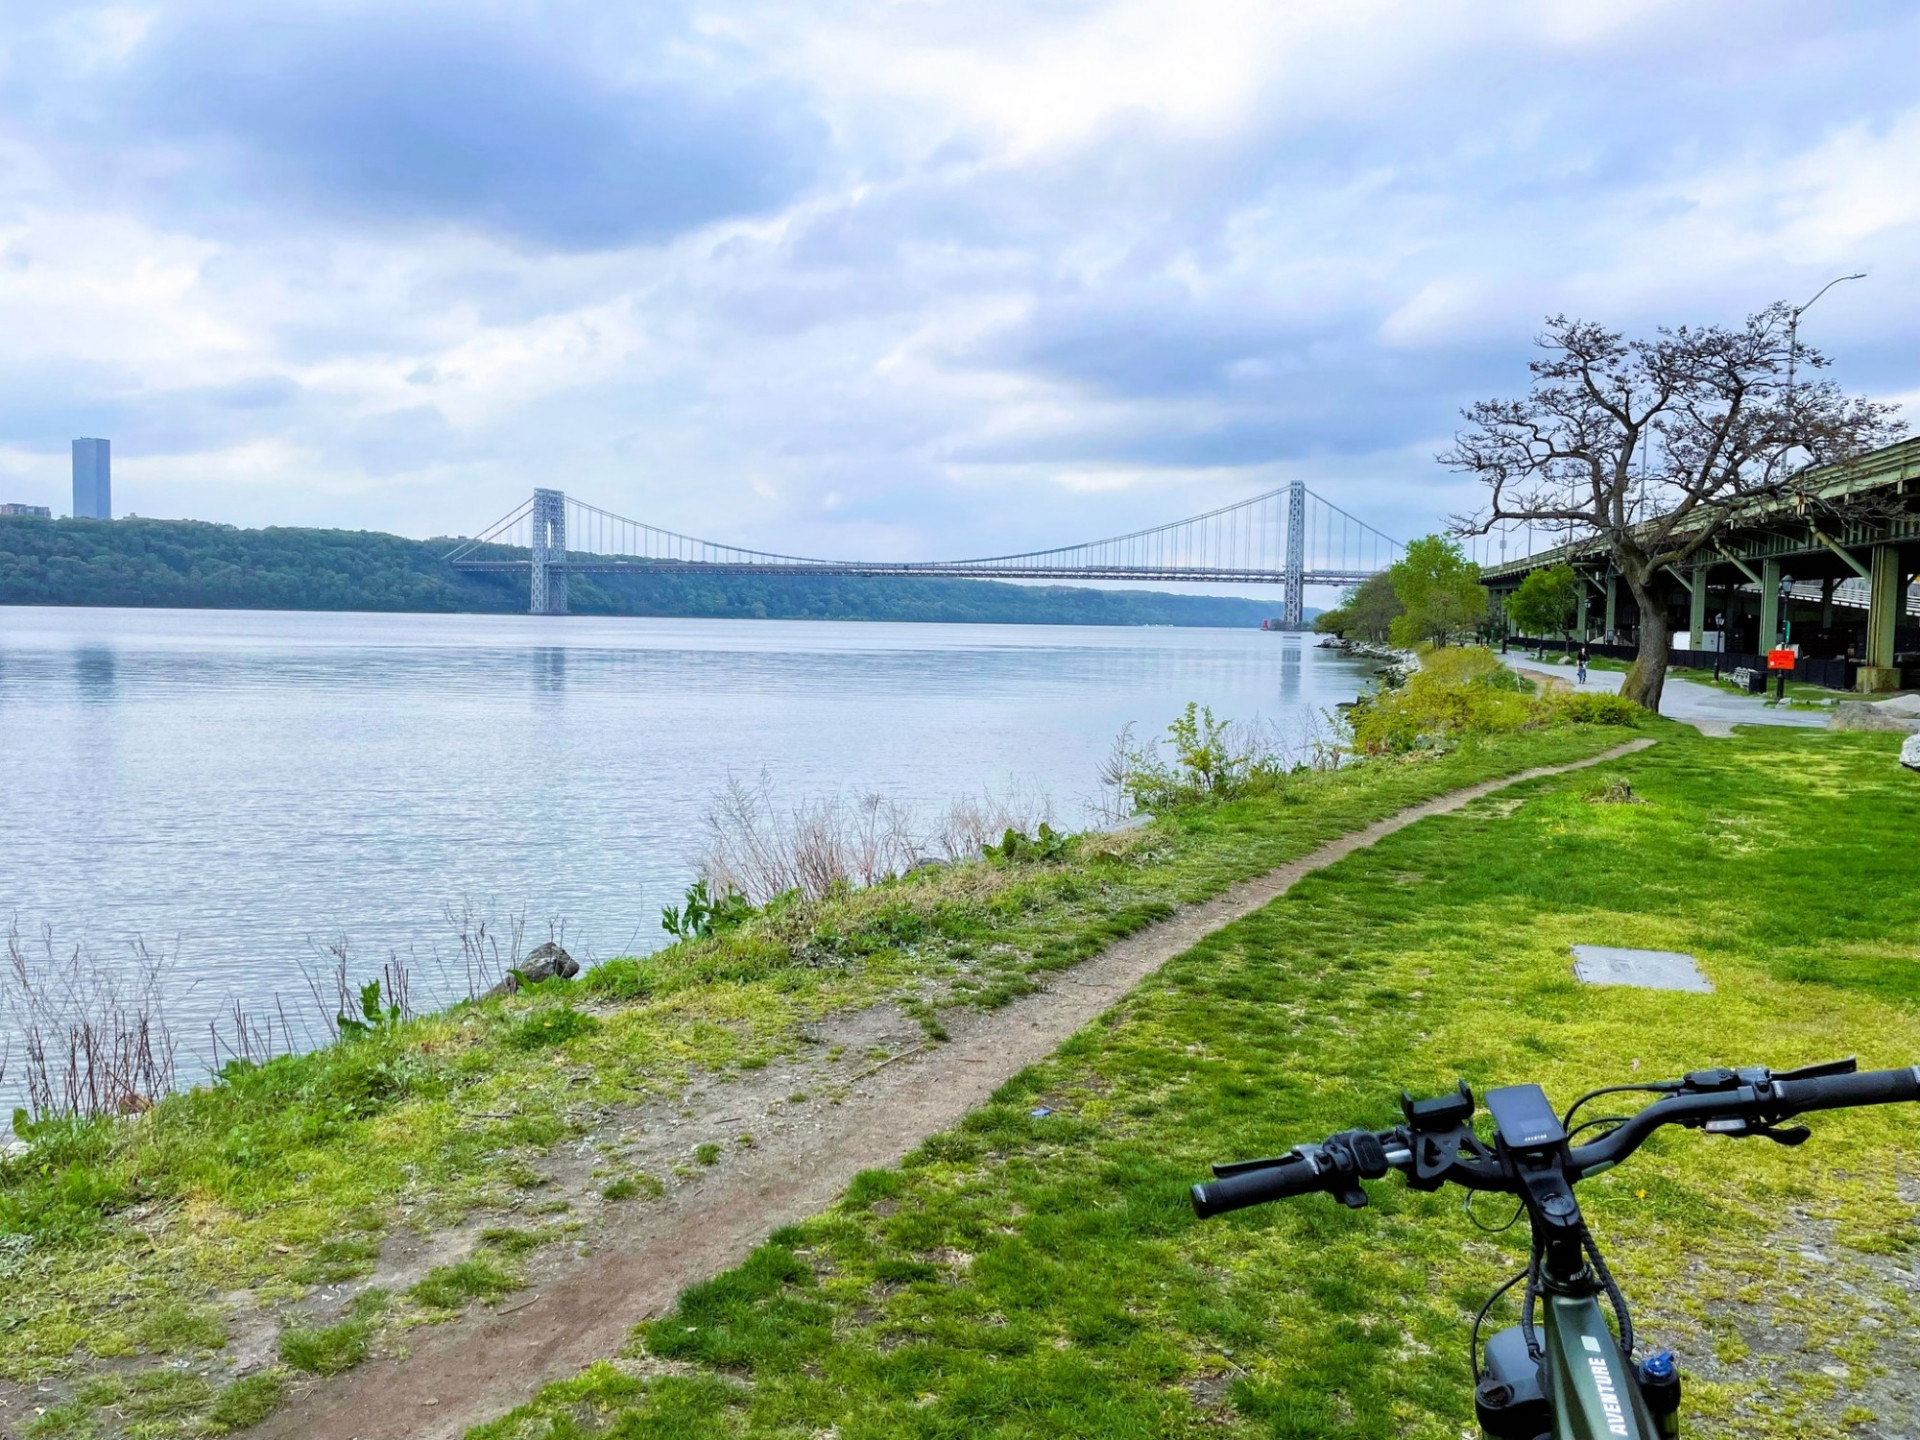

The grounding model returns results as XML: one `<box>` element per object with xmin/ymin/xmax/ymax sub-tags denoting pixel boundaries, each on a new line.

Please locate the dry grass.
<box><xmin>698</xmin><ymin>771</ymin><xmax>1057</xmax><ymax>905</ymax></box>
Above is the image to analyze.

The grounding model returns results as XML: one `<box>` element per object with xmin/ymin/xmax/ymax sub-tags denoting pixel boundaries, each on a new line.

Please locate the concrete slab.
<box><xmin>1571</xmin><ymin>945</ymin><xmax>1714</xmax><ymax>993</ymax></box>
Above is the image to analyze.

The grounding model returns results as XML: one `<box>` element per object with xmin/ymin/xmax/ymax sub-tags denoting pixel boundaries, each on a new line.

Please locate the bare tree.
<box><xmin>1444</xmin><ymin>305</ymin><xmax>1900</xmax><ymax>709</ymax></box>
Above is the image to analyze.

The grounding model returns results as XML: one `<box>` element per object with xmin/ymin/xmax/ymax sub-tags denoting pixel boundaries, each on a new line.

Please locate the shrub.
<box><xmin>1347</xmin><ymin>646</ymin><xmax>1642</xmax><ymax>755</ymax></box>
<box><xmin>1101</xmin><ymin>703</ymin><xmax>1338</xmax><ymax>812</ymax></box>
<box><xmin>1545</xmin><ymin>691</ymin><xmax>1643</xmax><ymax>726</ymax></box>
<box><xmin>661</xmin><ymin>879</ymin><xmax>754</xmax><ymax>942</ymax></box>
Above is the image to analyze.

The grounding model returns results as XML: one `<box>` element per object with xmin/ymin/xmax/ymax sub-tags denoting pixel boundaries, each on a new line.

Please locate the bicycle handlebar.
<box><xmin>1191</xmin><ymin>1156</ymin><xmax>1324</xmax><ymax>1218</ymax></box>
<box><xmin>1568</xmin><ymin>1064</ymin><xmax>1920</xmax><ymax>1176</ymax></box>
<box><xmin>1193</xmin><ymin>1063</ymin><xmax>1920</xmax><ymax>1218</ymax></box>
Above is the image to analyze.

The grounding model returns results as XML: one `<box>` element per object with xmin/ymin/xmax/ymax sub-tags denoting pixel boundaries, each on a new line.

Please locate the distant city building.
<box><xmin>72</xmin><ymin>438</ymin><xmax>111</xmax><ymax>519</ymax></box>
<box><xmin>1</xmin><ymin>502</ymin><xmax>53</xmax><ymax>518</ymax></box>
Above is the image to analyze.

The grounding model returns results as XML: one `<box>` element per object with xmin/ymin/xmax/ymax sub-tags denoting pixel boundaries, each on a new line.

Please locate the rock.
<box><xmin>1830</xmin><ymin>702</ymin><xmax>1920</xmax><ymax>734</ymax></box>
<box><xmin>483</xmin><ymin>941</ymin><xmax>579</xmax><ymax>999</ymax></box>
<box><xmin>1875</xmin><ymin>692</ymin><xmax>1920</xmax><ymax>718</ymax></box>
<box><xmin>1903</xmin><ymin>732</ymin><xmax>1920</xmax><ymax>772</ymax></box>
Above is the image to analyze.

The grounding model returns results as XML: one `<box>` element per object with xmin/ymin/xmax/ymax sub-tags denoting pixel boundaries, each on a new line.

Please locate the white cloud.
<box><xmin>0</xmin><ymin>0</ymin><xmax>1915</xmax><ymax>560</ymax></box>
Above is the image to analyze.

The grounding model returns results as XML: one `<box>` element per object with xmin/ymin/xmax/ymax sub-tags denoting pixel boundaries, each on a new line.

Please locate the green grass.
<box><xmin>204</xmin><ymin>1373</ymin><xmax>283</xmax><ymax>1432</ymax></box>
<box><xmin>277</xmin><ymin>1290</ymin><xmax>388</xmax><ymax>1375</ymax></box>
<box><xmin>0</xmin><ymin>714</ymin><xmax>1638</xmax><ymax>1435</ymax></box>
<box><xmin>475</xmin><ymin>727</ymin><xmax>1920</xmax><ymax>1440</ymax></box>
<box><xmin>409</xmin><ymin>1257</ymin><xmax>523</xmax><ymax>1312</ymax></box>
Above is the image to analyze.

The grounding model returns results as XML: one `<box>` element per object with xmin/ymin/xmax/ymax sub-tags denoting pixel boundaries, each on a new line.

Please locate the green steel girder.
<box><xmin>1481</xmin><ymin>437</ymin><xmax>1920</xmax><ymax>584</ymax></box>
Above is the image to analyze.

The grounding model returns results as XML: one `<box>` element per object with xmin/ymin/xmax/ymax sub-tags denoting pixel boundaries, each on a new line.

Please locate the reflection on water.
<box><xmin>0</xmin><ymin>607</ymin><xmax>1373</xmax><ymax>1090</ymax></box>
<box><xmin>74</xmin><ymin>646</ymin><xmax>117</xmax><ymax>701</ymax></box>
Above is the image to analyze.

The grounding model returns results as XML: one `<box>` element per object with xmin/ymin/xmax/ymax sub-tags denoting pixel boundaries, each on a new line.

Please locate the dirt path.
<box><xmin>262</xmin><ymin>739</ymin><xmax>1655</xmax><ymax>1440</ymax></box>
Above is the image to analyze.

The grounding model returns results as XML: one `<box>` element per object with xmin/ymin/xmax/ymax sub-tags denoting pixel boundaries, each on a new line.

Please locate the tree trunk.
<box><xmin>1620</xmin><ymin>570</ymin><xmax>1669</xmax><ymax>711</ymax></box>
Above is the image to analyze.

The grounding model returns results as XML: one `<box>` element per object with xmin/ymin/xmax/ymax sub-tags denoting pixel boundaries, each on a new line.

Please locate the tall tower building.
<box><xmin>72</xmin><ymin>438</ymin><xmax>111</xmax><ymax>519</ymax></box>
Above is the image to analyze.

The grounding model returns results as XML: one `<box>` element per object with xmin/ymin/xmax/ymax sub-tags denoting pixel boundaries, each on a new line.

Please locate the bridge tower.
<box><xmin>1282</xmin><ymin>476</ymin><xmax>1307</xmax><ymax>629</ymax></box>
<box><xmin>529</xmin><ymin>488</ymin><xmax>569</xmax><ymax>615</ymax></box>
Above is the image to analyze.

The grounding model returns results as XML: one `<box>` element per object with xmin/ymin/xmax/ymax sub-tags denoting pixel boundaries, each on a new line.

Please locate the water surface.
<box><xmin>0</xmin><ymin>607</ymin><xmax>1371</xmax><ymax>1092</ymax></box>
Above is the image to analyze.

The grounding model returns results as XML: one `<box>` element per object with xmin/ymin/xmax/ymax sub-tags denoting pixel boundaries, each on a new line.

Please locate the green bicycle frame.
<box><xmin>1537</xmin><ymin>1290</ymin><xmax>1662</xmax><ymax>1440</ymax></box>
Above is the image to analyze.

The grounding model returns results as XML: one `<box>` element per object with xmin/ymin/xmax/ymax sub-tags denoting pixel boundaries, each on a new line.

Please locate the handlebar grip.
<box><xmin>1191</xmin><ymin>1158</ymin><xmax>1322</xmax><ymax>1218</ymax></box>
<box><xmin>1777</xmin><ymin>1065</ymin><xmax>1920</xmax><ymax>1113</ymax></box>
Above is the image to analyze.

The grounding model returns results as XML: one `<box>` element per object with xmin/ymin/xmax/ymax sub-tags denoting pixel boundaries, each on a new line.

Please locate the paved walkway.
<box><xmin>1506</xmin><ymin>654</ymin><xmax>1828</xmax><ymax>738</ymax></box>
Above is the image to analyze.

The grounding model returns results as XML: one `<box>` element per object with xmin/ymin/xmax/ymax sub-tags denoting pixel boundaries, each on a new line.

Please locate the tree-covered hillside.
<box><xmin>0</xmin><ymin>516</ymin><xmax>1285</xmax><ymax>627</ymax></box>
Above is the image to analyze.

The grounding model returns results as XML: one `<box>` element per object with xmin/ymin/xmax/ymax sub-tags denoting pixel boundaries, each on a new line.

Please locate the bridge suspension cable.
<box><xmin>447</xmin><ymin>481</ymin><xmax>1402</xmax><ymax>617</ymax></box>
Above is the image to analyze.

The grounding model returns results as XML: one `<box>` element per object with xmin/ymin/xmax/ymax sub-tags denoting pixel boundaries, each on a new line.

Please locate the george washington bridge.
<box><xmin>445</xmin><ymin>478</ymin><xmax>1400</xmax><ymax>627</ymax></box>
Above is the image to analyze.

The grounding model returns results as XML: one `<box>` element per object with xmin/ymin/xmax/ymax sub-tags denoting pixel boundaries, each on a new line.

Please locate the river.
<box><xmin>0</xmin><ymin>606</ymin><xmax>1373</xmax><ymax>1100</ymax></box>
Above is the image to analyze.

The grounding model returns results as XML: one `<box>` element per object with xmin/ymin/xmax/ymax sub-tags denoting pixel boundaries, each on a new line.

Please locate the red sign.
<box><xmin>1767</xmin><ymin>649</ymin><xmax>1796</xmax><ymax>671</ymax></box>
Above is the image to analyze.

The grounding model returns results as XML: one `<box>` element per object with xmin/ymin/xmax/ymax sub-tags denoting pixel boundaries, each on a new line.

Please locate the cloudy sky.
<box><xmin>2</xmin><ymin>0</ymin><xmax>1916</xmax><ymax>570</ymax></box>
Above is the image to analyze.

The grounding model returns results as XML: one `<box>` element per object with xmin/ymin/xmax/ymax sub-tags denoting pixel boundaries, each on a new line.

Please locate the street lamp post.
<box><xmin>1787</xmin><ymin>272</ymin><xmax>1866</xmax><ymax>393</ymax></box>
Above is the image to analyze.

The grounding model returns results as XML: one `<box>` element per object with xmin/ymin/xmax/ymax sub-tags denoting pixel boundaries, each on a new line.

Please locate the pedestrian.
<box><xmin>1577</xmin><ymin>644</ymin><xmax>1589</xmax><ymax>685</ymax></box>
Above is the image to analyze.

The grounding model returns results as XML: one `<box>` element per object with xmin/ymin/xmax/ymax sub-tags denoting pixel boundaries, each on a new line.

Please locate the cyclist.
<box><xmin>1192</xmin><ymin>1057</ymin><xmax>1919</xmax><ymax>1440</ymax></box>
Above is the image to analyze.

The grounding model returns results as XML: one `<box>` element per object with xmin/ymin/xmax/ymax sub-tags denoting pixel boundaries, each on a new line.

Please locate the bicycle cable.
<box><xmin>1464</xmin><ymin>1187</ymin><xmax>1526</xmax><ymax>1235</ymax></box>
<box><xmin>1566</xmin><ymin>1114</ymin><xmax>1630</xmax><ymax>1143</ymax></box>
<box><xmin>1469</xmin><ymin>1263</ymin><xmax>1531</xmax><ymax>1380</ymax></box>
<box><xmin>1585</xmin><ymin>1229</ymin><xmax>1635</xmax><ymax>1357</ymax></box>
<box><xmin>1561</xmin><ymin>1083</ymin><xmax>1682</xmax><ymax>1132</ymax></box>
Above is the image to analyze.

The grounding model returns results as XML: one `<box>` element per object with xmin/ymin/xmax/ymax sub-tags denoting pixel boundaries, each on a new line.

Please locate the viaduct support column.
<box><xmin>1602</xmin><ymin>574</ymin><xmax>1617</xmax><ymax>642</ymax></box>
<box><xmin>1760</xmin><ymin>559</ymin><xmax>1783</xmax><ymax>652</ymax></box>
<box><xmin>1860</xmin><ymin>544</ymin><xmax>1902</xmax><ymax>691</ymax></box>
<box><xmin>1688</xmin><ymin>566</ymin><xmax>1708</xmax><ymax>653</ymax></box>
<box><xmin>1576</xmin><ymin>584</ymin><xmax>1589</xmax><ymax>640</ymax></box>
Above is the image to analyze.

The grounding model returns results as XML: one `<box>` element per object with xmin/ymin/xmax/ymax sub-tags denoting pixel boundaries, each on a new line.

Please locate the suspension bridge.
<box><xmin>445</xmin><ymin>479</ymin><xmax>1402</xmax><ymax>624</ymax></box>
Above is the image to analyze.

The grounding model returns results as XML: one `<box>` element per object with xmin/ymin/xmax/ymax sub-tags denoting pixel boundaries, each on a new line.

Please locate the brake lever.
<box><xmin>1702</xmin><ymin>1117</ymin><xmax>1811</xmax><ymax>1145</ymax></box>
<box><xmin>1211</xmin><ymin>1155</ymin><xmax>1296</xmax><ymax>1178</ymax></box>
<box><xmin>1773</xmin><ymin>1056</ymin><xmax>1858</xmax><ymax>1082</ymax></box>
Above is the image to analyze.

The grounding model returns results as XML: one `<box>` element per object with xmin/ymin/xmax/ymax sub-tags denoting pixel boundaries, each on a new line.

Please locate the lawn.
<box><xmin>476</xmin><ymin>726</ymin><xmax>1920</xmax><ymax>1440</ymax></box>
<box><xmin>0</xmin><ymin>719</ymin><xmax>1638</xmax><ymax>1437</ymax></box>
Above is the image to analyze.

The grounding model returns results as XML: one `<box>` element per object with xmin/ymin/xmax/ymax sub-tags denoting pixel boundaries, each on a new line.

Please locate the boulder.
<box><xmin>483</xmin><ymin>941</ymin><xmax>579</xmax><ymax>999</ymax></box>
<box><xmin>1830</xmin><ymin>702</ymin><xmax>1920</xmax><ymax>734</ymax></box>
<box><xmin>1903</xmin><ymin>732</ymin><xmax>1920</xmax><ymax>772</ymax></box>
<box><xmin>1876</xmin><ymin>693</ymin><xmax>1920</xmax><ymax>719</ymax></box>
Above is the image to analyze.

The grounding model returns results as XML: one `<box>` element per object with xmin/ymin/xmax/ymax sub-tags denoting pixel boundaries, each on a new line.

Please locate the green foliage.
<box><xmin>694</xmin><ymin>1142</ymin><xmax>723</xmax><ymax>1166</ymax></box>
<box><xmin>1348</xmin><ymin>646</ymin><xmax>1640</xmax><ymax>754</ymax></box>
<box><xmin>987</xmin><ymin>823</ymin><xmax>1070</xmax><ymax>862</ymax></box>
<box><xmin>506</xmin><ymin>1005</ymin><xmax>601</xmax><ymax>1051</ymax></box>
<box><xmin>408</xmin><ymin>1257</ymin><xmax>522</xmax><ymax>1311</ymax></box>
<box><xmin>335</xmin><ymin>979</ymin><xmax>400</xmax><ymax>1040</ymax></box>
<box><xmin>1106</xmin><ymin>702</ymin><xmax>1303</xmax><ymax>811</ymax></box>
<box><xmin>1314</xmin><ymin>571</ymin><xmax>1404</xmax><ymax>640</ymax></box>
<box><xmin>1544</xmin><ymin>690</ymin><xmax>1644</xmax><ymax>727</ymax></box>
<box><xmin>1506</xmin><ymin>562</ymin><xmax>1580</xmax><ymax>641</ymax></box>
<box><xmin>205</xmin><ymin>1373</ymin><xmax>283</xmax><ymax>1432</ymax></box>
<box><xmin>1388</xmin><ymin>534</ymin><xmax>1490</xmax><ymax>648</ymax></box>
<box><xmin>662</xmin><ymin>878</ymin><xmax>755</xmax><ymax>942</ymax></box>
<box><xmin>0</xmin><ymin>515</ymin><xmax>1280</xmax><ymax>626</ymax></box>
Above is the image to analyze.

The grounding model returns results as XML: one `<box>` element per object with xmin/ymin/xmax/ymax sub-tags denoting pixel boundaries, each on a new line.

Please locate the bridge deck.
<box><xmin>450</xmin><ymin>559</ymin><xmax>1377</xmax><ymax>585</ymax></box>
